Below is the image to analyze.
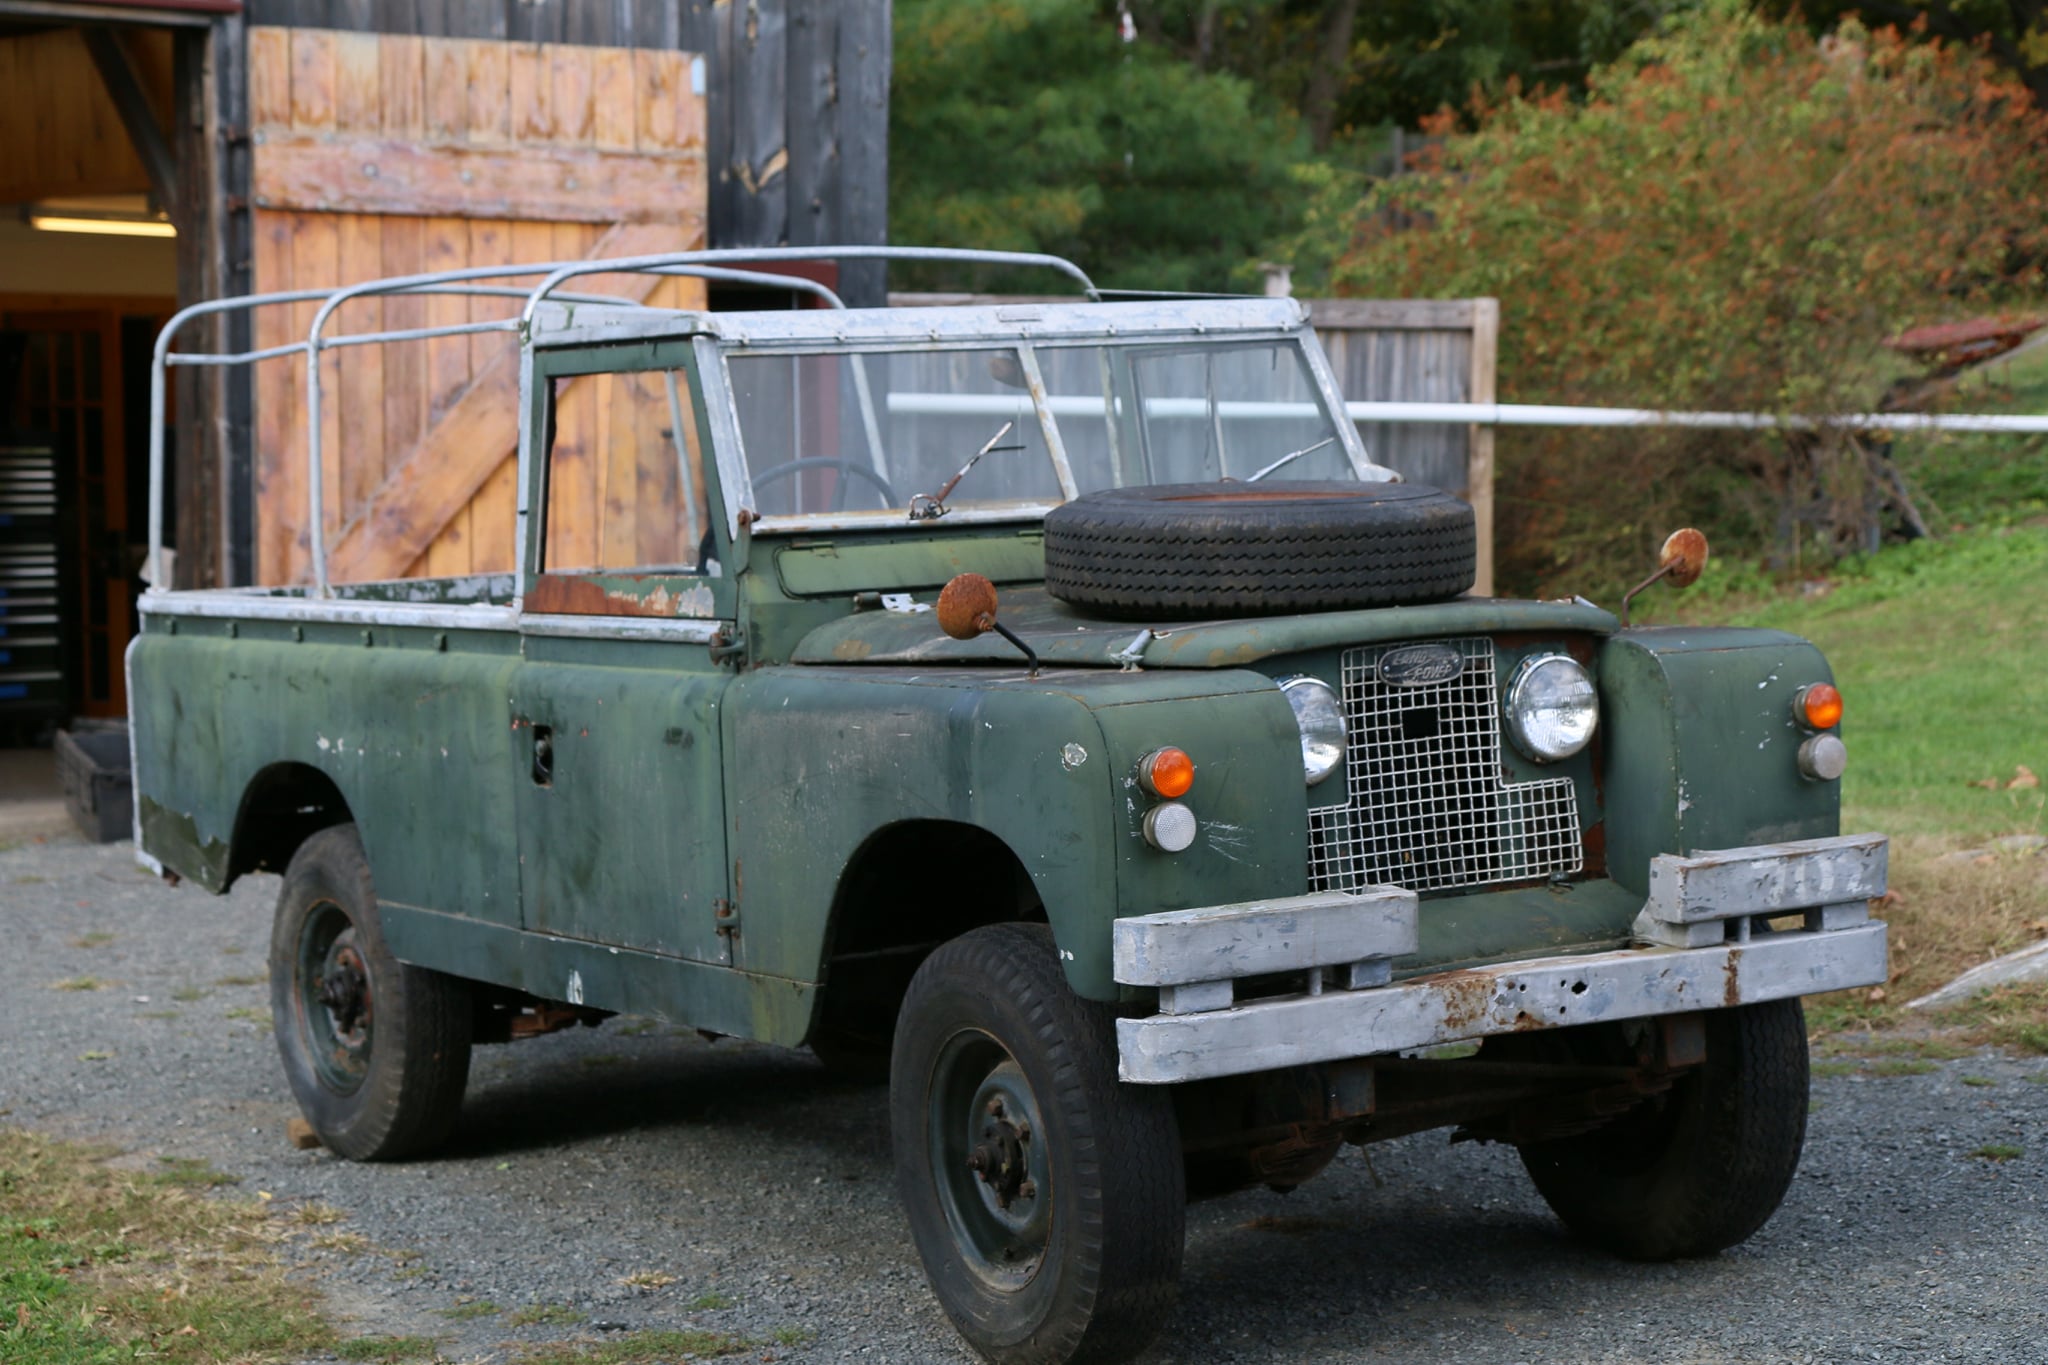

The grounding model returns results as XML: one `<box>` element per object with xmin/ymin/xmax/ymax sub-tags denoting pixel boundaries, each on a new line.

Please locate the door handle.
<box><xmin>531</xmin><ymin>725</ymin><xmax>554</xmax><ymax>785</ymax></box>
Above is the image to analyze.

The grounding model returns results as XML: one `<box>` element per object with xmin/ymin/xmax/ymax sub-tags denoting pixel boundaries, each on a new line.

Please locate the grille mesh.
<box><xmin>1306</xmin><ymin>638</ymin><xmax>1583</xmax><ymax>894</ymax></box>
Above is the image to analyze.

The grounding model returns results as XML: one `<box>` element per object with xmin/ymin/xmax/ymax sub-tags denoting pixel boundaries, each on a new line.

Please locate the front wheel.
<box><xmin>269</xmin><ymin>823</ymin><xmax>473</xmax><ymax>1161</ymax></box>
<box><xmin>1517</xmin><ymin>999</ymin><xmax>1810</xmax><ymax>1260</ymax></box>
<box><xmin>891</xmin><ymin>924</ymin><xmax>1185</xmax><ymax>1365</ymax></box>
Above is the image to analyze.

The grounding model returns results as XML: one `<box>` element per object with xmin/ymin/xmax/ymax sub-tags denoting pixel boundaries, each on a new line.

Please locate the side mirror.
<box><xmin>937</xmin><ymin>573</ymin><xmax>1040</xmax><ymax>674</ymax></box>
<box><xmin>937</xmin><ymin>572</ymin><xmax>1001</xmax><ymax>640</ymax></box>
<box><xmin>1620</xmin><ymin>528</ymin><xmax>1710</xmax><ymax>627</ymax></box>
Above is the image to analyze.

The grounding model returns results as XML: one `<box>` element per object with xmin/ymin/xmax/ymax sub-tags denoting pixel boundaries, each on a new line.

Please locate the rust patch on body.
<box><xmin>527</xmin><ymin>573</ymin><xmax>714</xmax><ymax>620</ymax></box>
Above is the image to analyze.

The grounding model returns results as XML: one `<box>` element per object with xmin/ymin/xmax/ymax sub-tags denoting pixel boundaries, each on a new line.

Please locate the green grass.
<box><xmin>1866</xmin><ymin>1059</ymin><xmax>1939</xmax><ymax>1077</ymax></box>
<box><xmin>0</xmin><ymin>1130</ymin><xmax>333</xmax><ymax>1364</ymax></box>
<box><xmin>1811</xmin><ymin>1060</ymin><xmax>1859</xmax><ymax>1078</ymax></box>
<box><xmin>212</xmin><ymin>974</ymin><xmax>266</xmax><ymax>988</ymax></box>
<box><xmin>437</xmin><ymin>1299</ymin><xmax>500</xmax><ymax>1320</ymax></box>
<box><xmin>1969</xmin><ymin>1143</ymin><xmax>2024</xmax><ymax>1162</ymax></box>
<box><xmin>1681</xmin><ymin>525</ymin><xmax>2048</xmax><ymax>842</ymax></box>
<box><xmin>685</xmin><ymin>1291</ymin><xmax>734</xmax><ymax>1311</ymax></box>
<box><xmin>149</xmin><ymin>1157</ymin><xmax>238</xmax><ymax>1189</ymax></box>
<box><xmin>1961</xmin><ymin>1075</ymin><xmax>1997</xmax><ymax>1087</ymax></box>
<box><xmin>509</xmin><ymin>1303</ymin><xmax>583</xmax><ymax>1327</ymax></box>
<box><xmin>70</xmin><ymin>932</ymin><xmax>114</xmax><ymax>949</ymax></box>
<box><xmin>48</xmin><ymin>977</ymin><xmax>110</xmax><ymax>993</ymax></box>
<box><xmin>506</xmin><ymin>1329</ymin><xmax>754</xmax><ymax>1365</ymax></box>
<box><xmin>335</xmin><ymin>1336</ymin><xmax>442</xmax><ymax>1363</ymax></box>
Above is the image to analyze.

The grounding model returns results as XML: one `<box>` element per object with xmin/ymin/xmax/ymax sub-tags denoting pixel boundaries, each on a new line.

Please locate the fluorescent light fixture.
<box><xmin>28</xmin><ymin>214</ymin><xmax>176</xmax><ymax>238</ymax></box>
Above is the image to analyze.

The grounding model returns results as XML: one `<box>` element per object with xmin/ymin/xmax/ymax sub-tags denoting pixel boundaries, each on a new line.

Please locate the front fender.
<box><xmin>722</xmin><ymin>666</ymin><xmax>1306</xmax><ymax>999</ymax></box>
<box><xmin>1599</xmin><ymin>627</ymin><xmax>1842</xmax><ymax>894</ymax></box>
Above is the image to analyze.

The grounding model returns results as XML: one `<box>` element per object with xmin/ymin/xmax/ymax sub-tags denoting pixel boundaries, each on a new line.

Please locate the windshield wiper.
<box><xmin>909</xmin><ymin>421</ymin><xmax>1022</xmax><ymax>521</ymax></box>
<box><xmin>1246</xmin><ymin>434</ymin><xmax>1338</xmax><ymax>483</ymax></box>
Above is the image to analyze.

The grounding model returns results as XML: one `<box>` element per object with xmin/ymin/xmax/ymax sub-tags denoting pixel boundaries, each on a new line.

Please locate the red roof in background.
<box><xmin>1887</xmin><ymin>315</ymin><xmax>2046</xmax><ymax>369</ymax></box>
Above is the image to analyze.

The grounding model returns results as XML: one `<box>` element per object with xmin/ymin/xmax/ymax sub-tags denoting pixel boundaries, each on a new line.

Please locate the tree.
<box><xmin>1325</xmin><ymin>5</ymin><xmax>2048</xmax><ymax>591</ymax></box>
<box><xmin>890</xmin><ymin>0</ymin><xmax>1306</xmax><ymax>292</ymax></box>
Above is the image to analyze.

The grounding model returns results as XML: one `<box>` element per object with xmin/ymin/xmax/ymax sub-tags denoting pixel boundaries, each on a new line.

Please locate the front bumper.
<box><xmin>1114</xmin><ymin>833</ymin><xmax>1888</xmax><ymax>1084</ymax></box>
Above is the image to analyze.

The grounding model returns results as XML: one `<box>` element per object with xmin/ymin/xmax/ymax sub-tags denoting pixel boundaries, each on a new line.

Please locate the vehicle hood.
<box><xmin>791</xmin><ymin>586</ymin><xmax>1617</xmax><ymax>669</ymax></box>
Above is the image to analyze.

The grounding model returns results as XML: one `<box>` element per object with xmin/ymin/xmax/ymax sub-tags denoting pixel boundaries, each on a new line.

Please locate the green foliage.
<box><xmin>1322</xmin><ymin>5</ymin><xmax>2048</xmax><ymax>594</ymax></box>
<box><xmin>891</xmin><ymin>0</ymin><xmax>1306</xmax><ymax>291</ymax></box>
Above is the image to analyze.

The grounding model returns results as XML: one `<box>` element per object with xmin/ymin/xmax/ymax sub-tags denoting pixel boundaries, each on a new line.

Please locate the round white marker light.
<box><xmin>1143</xmin><ymin>802</ymin><xmax>1198</xmax><ymax>853</ymax></box>
<box><xmin>1798</xmin><ymin>733</ymin><xmax>1848</xmax><ymax>781</ymax></box>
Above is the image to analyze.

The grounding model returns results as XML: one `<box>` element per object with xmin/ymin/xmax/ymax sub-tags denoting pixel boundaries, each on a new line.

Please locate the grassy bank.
<box><xmin>0</xmin><ymin>1131</ymin><xmax>331</xmax><ymax>1364</ymax></box>
<box><xmin>1658</xmin><ymin>520</ymin><xmax>2048</xmax><ymax>1051</ymax></box>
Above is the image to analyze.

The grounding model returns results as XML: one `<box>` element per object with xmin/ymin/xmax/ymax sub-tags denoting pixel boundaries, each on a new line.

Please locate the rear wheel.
<box><xmin>891</xmin><ymin>924</ymin><xmax>1184</xmax><ymax>1364</ymax></box>
<box><xmin>1517</xmin><ymin>1000</ymin><xmax>1809</xmax><ymax>1260</ymax></box>
<box><xmin>269</xmin><ymin>824</ymin><xmax>472</xmax><ymax>1161</ymax></box>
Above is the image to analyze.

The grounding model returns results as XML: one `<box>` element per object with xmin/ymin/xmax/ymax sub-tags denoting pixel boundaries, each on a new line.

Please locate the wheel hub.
<box><xmin>318</xmin><ymin>945</ymin><xmax>370</xmax><ymax>1038</ymax></box>
<box><xmin>967</xmin><ymin>1098</ymin><xmax>1035</xmax><ymax>1210</ymax></box>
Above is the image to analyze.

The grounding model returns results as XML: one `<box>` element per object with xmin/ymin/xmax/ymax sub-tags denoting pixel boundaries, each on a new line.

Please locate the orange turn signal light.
<box><xmin>1798</xmin><ymin>682</ymin><xmax>1843</xmax><ymax>730</ymax></box>
<box><xmin>1140</xmin><ymin>747</ymin><xmax>1195</xmax><ymax>799</ymax></box>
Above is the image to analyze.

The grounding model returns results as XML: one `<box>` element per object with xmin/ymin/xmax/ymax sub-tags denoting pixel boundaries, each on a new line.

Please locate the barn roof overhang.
<box><xmin>0</xmin><ymin>0</ymin><xmax>237</xmax><ymax>29</ymax></box>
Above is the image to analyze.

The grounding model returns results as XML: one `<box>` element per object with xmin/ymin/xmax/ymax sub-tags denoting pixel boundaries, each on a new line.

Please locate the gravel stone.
<box><xmin>3</xmin><ymin>834</ymin><xmax>2045</xmax><ymax>1362</ymax></box>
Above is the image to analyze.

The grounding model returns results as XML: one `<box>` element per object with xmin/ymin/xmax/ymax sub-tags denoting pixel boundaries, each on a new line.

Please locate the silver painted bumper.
<box><xmin>1114</xmin><ymin>833</ymin><xmax>1889</xmax><ymax>1084</ymax></box>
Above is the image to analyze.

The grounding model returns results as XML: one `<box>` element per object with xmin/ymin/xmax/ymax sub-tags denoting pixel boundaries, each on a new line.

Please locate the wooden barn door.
<box><xmin>246</xmin><ymin>27</ymin><xmax>709</xmax><ymax>586</ymax></box>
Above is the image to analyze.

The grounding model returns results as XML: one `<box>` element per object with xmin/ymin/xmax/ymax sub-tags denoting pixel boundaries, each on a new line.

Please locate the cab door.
<box><xmin>510</xmin><ymin>348</ymin><xmax>737</xmax><ymax>965</ymax></box>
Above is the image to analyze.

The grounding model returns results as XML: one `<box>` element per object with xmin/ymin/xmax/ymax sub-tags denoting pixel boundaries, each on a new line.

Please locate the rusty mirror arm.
<box><xmin>1620</xmin><ymin>528</ymin><xmax>1710</xmax><ymax>627</ymax></box>
<box><xmin>937</xmin><ymin>573</ymin><xmax>1040</xmax><ymax>676</ymax></box>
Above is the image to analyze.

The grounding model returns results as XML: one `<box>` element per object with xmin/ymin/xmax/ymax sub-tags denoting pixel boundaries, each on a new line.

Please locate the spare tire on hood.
<box><xmin>1043</xmin><ymin>480</ymin><xmax>1475</xmax><ymax>619</ymax></box>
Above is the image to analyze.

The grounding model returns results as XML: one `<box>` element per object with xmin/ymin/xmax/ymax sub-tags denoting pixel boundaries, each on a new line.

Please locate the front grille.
<box><xmin>1306</xmin><ymin>637</ymin><xmax>1583</xmax><ymax>894</ymax></box>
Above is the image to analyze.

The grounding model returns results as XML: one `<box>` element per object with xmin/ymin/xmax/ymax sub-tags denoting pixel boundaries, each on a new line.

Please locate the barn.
<box><xmin>0</xmin><ymin>0</ymin><xmax>888</xmax><ymax>735</ymax></box>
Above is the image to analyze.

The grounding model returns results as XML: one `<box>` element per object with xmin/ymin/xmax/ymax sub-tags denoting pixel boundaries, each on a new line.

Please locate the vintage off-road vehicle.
<box><xmin>130</xmin><ymin>247</ymin><xmax>1888</xmax><ymax>1365</ymax></box>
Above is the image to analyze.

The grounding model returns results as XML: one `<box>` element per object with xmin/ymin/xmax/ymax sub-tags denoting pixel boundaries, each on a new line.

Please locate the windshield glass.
<box><xmin>726</xmin><ymin>349</ymin><xmax>1060</xmax><ymax>518</ymax></box>
<box><xmin>723</xmin><ymin>336</ymin><xmax>1353</xmax><ymax>525</ymax></box>
<box><xmin>1038</xmin><ymin>340</ymin><xmax>1347</xmax><ymax>488</ymax></box>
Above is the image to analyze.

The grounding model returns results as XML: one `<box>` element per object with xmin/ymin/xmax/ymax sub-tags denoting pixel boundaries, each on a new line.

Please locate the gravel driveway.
<box><xmin>4</xmin><ymin>833</ymin><xmax>2044</xmax><ymax>1364</ymax></box>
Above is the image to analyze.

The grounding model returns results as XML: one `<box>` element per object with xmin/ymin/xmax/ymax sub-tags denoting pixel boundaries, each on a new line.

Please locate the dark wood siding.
<box><xmin>238</xmin><ymin>0</ymin><xmax>890</xmax><ymax>295</ymax></box>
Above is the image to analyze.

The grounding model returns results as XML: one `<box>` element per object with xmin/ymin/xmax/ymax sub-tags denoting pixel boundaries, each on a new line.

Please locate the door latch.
<box><xmin>531</xmin><ymin>725</ymin><xmax>554</xmax><ymax>785</ymax></box>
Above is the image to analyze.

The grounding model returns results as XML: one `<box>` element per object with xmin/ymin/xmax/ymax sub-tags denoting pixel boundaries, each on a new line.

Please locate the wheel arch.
<box><xmin>225</xmin><ymin>761</ymin><xmax>356</xmax><ymax>888</ymax></box>
<box><xmin>805</xmin><ymin>818</ymin><xmax>1047</xmax><ymax>1049</ymax></box>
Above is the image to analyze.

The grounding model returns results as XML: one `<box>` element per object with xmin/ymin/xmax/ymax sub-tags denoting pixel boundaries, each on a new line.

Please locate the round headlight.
<box><xmin>1278</xmin><ymin>675</ymin><xmax>1346</xmax><ymax>787</ymax></box>
<box><xmin>1503</xmin><ymin>654</ymin><xmax>1598</xmax><ymax>762</ymax></box>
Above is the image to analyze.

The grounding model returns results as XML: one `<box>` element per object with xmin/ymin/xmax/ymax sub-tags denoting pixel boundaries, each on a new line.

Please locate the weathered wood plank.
<box><xmin>247</xmin><ymin>26</ymin><xmax>293</xmax><ymax>130</ymax></box>
<box><xmin>326</xmin><ymin>221</ymin><xmax>685</xmax><ymax>582</ymax></box>
<box><xmin>510</xmin><ymin>42</ymin><xmax>553</xmax><ymax>143</ymax></box>
<box><xmin>288</xmin><ymin>29</ymin><xmax>336</xmax><ymax>132</ymax></box>
<box><xmin>251</xmin><ymin>133</ymin><xmax>704</xmax><ymax>222</ymax></box>
<box><xmin>544</xmin><ymin>225</ymin><xmax>600</xmax><ymax>571</ymax></box>
<box><xmin>421</xmin><ymin>212</ymin><xmax>470</xmax><ymax>424</ymax></box>
<box><xmin>549</xmin><ymin>43</ymin><xmax>595</xmax><ymax>146</ymax></box>
<box><xmin>469</xmin><ymin>451</ymin><xmax>518</xmax><ymax>572</ymax></box>
<box><xmin>834</xmin><ymin>0</ymin><xmax>889</xmax><ymax>305</ymax></box>
<box><xmin>466</xmin><ymin>35</ymin><xmax>512</xmax><ymax>146</ymax></box>
<box><xmin>1307</xmin><ymin>299</ymin><xmax>1480</xmax><ymax>331</ymax></box>
<box><xmin>251</xmin><ymin>207</ymin><xmax>298</xmax><ymax>585</ymax></box>
<box><xmin>378</xmin><ymin>33</ymin><xmax>425</xmax><ymax>135</ymax></box>
<box><xmin>421</xmin><ymin>36</ymin><xmax>466</xmax><ymax>139</ymax></box>
<box><xmin>633</xmin><ymin>47</ymin><xmax>678</xmax><ymax>151</ymax></box>
<box><xmin>463</xmin><ymin>215</ymin><xmax>513</xmax><ymax>382</ymax></box>
<box><xmin>591</xmin><ymin>45</ymin><xmax>636</xmax><ymax>151</ymax></box>
<box><xmin>785</xmin><ymin>0</ymin><xmax>838</xmax><ymax>248</ymax></box>
<box><xmin>1467</xmin><ymin>296</ymin><xmax>1498</xmax><ymax>596</ymax></box>
<box><xmin>379</xmin><ymin>213</ymin><xmax>427</xmax><ymax>486</ymax></box>
<box><xmin>724</xmin><ymin>0</ymin><xmax>786</xmax><ymax>246</ymax></box>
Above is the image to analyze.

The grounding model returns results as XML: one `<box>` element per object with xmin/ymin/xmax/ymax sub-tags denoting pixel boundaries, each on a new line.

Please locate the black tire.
<box><xmin>1517</xmin><ymin>1000</ymin><xmax>1810</xmax><ymax>1260</ymax></box>
<box><xmin>1043</xmin><ymin>480</ymin><xmax>1475</xmax><ymax>619</ymax></box>
<box><xmin>269</xmin><ymin>824</ymin><xmax>472</xmax><ymax>1161</ymax></box>
<box><xmin>891</xmin><ymin>924</ymin><xmax>1184</xmax><ymax>1365</ymax></box>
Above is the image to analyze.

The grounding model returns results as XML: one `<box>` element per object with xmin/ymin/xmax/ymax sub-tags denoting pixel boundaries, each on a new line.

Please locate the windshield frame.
<box><xmin>702</xmin><ymin>320</ymin><xmax>1383</xmax><ymax>537</ymax></box>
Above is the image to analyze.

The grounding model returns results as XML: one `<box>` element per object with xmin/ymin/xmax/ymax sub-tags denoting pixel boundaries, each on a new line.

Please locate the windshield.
<box><xmin>724</xmin><ymin>336</ymin><xmax>1353</xmax><ymax>525</ymax></box>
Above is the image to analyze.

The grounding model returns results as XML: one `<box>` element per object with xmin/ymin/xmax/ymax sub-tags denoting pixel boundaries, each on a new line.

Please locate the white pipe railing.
<box><xmin>1341</xmin><ymin>400</ymin><xmax>2048</xmax><ymax>434</ymax></box>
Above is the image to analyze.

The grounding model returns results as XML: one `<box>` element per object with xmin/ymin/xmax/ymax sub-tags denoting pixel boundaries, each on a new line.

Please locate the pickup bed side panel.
<box><xmin>1599</xmin><ymin>627</ymin><xmax>1842</xmax><ymax>894</ymax></box>
<box><xmin>129</xmin><ymin>623</ymin><xmax>524</xmax><ymax>920</ymax></box>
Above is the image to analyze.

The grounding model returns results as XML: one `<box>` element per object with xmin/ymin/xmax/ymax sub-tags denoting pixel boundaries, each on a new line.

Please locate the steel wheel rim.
<box><xmin>294</xmin><ymin>899</ymin><xmax>373</xmax><ymax>1096</ymax></box>
<box><xmin>926</xmin><ymin>1029</ymin><xmax>1052</xmax><ymax>1292</ymax></box>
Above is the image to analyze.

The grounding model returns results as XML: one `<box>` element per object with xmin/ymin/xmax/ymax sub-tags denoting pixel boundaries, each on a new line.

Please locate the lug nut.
<box><xmin>1018</xmin><ymin>1180</ymin><xmax>1037</xmax><ymax>1200</ymax></box>
<box><xmin>986</xmin><ymin>1097</ymin><xmax>1005</xmax><ymax>1116</ymax></box>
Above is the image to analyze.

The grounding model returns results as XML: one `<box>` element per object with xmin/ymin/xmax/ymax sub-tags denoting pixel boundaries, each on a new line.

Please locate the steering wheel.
<box><xmin>750</xmin><ymin>457</ymin><xmax>898</xmax><ymax>513</ymax></box>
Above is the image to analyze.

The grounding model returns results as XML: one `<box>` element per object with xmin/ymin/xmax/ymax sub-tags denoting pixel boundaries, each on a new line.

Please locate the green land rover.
<box><xmin>129</xmin><ymin>247</ymin><xmax>1888</xmax><ymax>1365</ymax></box>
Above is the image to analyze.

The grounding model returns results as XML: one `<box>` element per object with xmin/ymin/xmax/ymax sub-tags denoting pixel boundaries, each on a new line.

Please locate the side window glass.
<box><xmin>543</xmin><ymin>367</ymin><xmax>714</xmax><ymax>574</ymax></box>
